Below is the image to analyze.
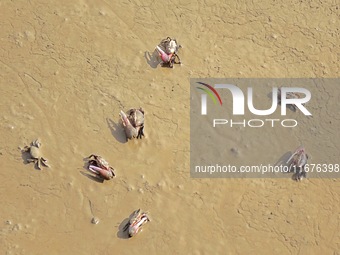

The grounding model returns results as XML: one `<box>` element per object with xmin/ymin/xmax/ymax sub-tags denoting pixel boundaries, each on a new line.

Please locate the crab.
<box><xmin>286</xmin><ymin>145</ymin><xmax>309</xmax><ymax>181</ymax></box>
<box><xmin>123</xmin><ymin>209</ymin><xmax>150</xmax><ymax>238</ymax></box>
<box><xmin>120</xmin><ymin>108</ymin><xmax>145</xmax><ymax>141</ymax></box>
<box><xmin>87</xmin><ymin>154</ymin><xmax>115</xmax><ymax>180</ymax></box>
<box><xmin>277</xmin><ymin>88</ymin><xmax>305</xmax><ymax>112</ymax></box>
<box><xmin>22</xmin><ymin>139</ymin><xmax>50</xmax><ymax>170</ymax></box>
<box><xmin>155</xmin><ymin>37</ymin><xmax>182</xmax><ymax>68</ymax></box>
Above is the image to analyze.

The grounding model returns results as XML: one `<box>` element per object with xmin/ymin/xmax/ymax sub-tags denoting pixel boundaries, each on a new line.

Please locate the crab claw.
<box><xmin>41</xmin><ymin>157</ymin><xmax>50</xmax><ymax>168</ymax></box>
<box><xmin>286</xmin><ymin>145</ymin><xmax>305</xmax><ymax>164</ymax></box>
<box><xmin>88</xmin><ymin>165</ymin><xmax>115</xmax><ymax>180</ymax></box>
<box><xmin>120</xmin><ymin>110</ymin><xmax>138</xmax><ymax>140</ymax></box>
<box><xmin>156</xmin><ymin>45</ymin><xmax>170</xmax><ymax>63</ymax></box>
<box><xmin>88</xmin><ymin>164</ymin><xmax>101</xmax><ymax>174</ymax></box>
<box><xmin>120</xmin><ymin>110</ymin><xmax>130</xmax><ymax>126</ymax></box>
<box><xmin>33</xmin><ymin>139</ymin><xmax>41</xmax><ymax>148</ymax></box>
<box><xmin>137</xmin><ymin>126</ymin><xmax>145</xmax><ymax>139</ymax></box>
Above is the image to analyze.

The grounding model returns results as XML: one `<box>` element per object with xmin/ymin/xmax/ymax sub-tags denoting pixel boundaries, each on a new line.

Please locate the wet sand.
<box><xmin>0</xmin><ymin>0</ymin><xmax>339</xmax><ymax>254</ymax></box>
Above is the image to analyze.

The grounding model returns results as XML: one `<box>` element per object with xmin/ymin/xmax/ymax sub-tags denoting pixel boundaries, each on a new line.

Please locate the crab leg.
<box><xmin>37</xmin><ymin>159</ymin><xmax>41</xmax><ymax>170</ymax></box>
<box><xmin>137</xmin><ymin>126</ymin><xmax>145</xmax><ymax>139</ymax></box>
<box><xmin>88</xmin><ymin>154</ymin><xmax>96</xmax><ymax>159</ymax></box>
<box><xmin>27</xmin><ymin>158</ymin><xmax>35</xmax><ymax>163</ymax></box>
<box><xmin>174</xmin><ymin>53</ymin><xmax>181</xmax><ymax>64</ymax></box>
<box><xmin>41</xmin><ymin>157</ymin><xmax>50</xmax><ymax>167</ymax></box>
<box><xmin>22</xmin><ymin>146</ymin><xmax>30</xmax><ymax>153</ymax></box>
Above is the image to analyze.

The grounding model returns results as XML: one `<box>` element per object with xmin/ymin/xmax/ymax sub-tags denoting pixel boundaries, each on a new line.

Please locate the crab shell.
<box><xmin>160</xmin><ymin>37</ymin><xmax>179</xmax><ymax>54</ymax></box>
<box><xmin>29</xmin><ymin>145</ymin><xmax>41</xmax><ymax>159</ymax></box>
<box><xmin>25</xmin><ymin>139</ymin><xmax>41</xmax><ymax>159</ymax></box>
<box><xmin>127</xmin><ymin>108</ymin><xmax>144</xmax><ymax>128</ymax></box>
<box><xmin>166</xmin><ymin>40</ymin><xmax>178</xmax><ymax>54</ymax></box>
<box><xmin>296</xmin><ymin>152</ymin><xmax>308</xmax><ymax>168</ymax></box>
<box><xmin>96</xmin><ymin>156</ymin><xmax>111</xmax><ymax>170</ymax></box>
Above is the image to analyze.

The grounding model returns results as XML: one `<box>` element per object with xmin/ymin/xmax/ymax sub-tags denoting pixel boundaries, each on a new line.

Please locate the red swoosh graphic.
<box><xmin>197</xmin><ymin>82</ymin><xmax>223</xmax><ymax>105</ymax></box>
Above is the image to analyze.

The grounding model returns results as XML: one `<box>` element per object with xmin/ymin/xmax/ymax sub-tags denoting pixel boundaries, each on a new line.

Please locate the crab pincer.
<box><xmin>120</xmin><ymin>110</ymin><xmax>138</xmax><ymax>140</ymax></box>
<box><xmin>156</xmin><ymin>45</ymin><xmax>171</xmax><ymax>63</ymax></box>
<box><xmin>88</xmin><ymin>165</ymin><xmax>114</xmax><ymax>180</ymax></box>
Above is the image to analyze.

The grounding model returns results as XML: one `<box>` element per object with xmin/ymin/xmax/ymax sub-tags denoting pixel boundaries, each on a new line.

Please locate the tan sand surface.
<box><xmin>0</xmin><ymin>0</ymin><xmax>339</xmax><ymax>254</ymax></box>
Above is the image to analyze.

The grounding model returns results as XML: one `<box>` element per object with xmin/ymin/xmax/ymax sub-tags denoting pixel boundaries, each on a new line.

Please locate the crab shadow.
<box><xmin>145</xmin><ymin>50</ymin><xmax>160</xmax><ymax>69</ymax></box>
<box><xmin>106</xmin><ymin>118</ymin><xmax>127</xmax><ymax>144</ymax></box>
<box><xmin>80</xmin><ymin>171</ymin><xmax>104</xmax><ymax>183</ymax></box>
<box><xmin>20</xmin><ymin>150</ymin><xmax>40</xmax><ymax>170</ymax></box>
<box><xmin>116</xmin><ymin>217</ymin><xmax>131</xmax><ymax>239</ymax></box>
<box><xmin>274</xmin><ymin>151</ymin><xmax>291</xmax><ymax>169</ymax></box>
<box><xmin>80</xmin><ymin>157</ymin><xmax>104</xmax><ymax>183</ymax></box>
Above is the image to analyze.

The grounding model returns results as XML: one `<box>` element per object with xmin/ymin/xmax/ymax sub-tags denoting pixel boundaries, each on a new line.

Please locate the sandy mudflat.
<box><xmin>0</xmin><ymin>0</ymin><xmax>339</xmax><ymax>254</ymax></box>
